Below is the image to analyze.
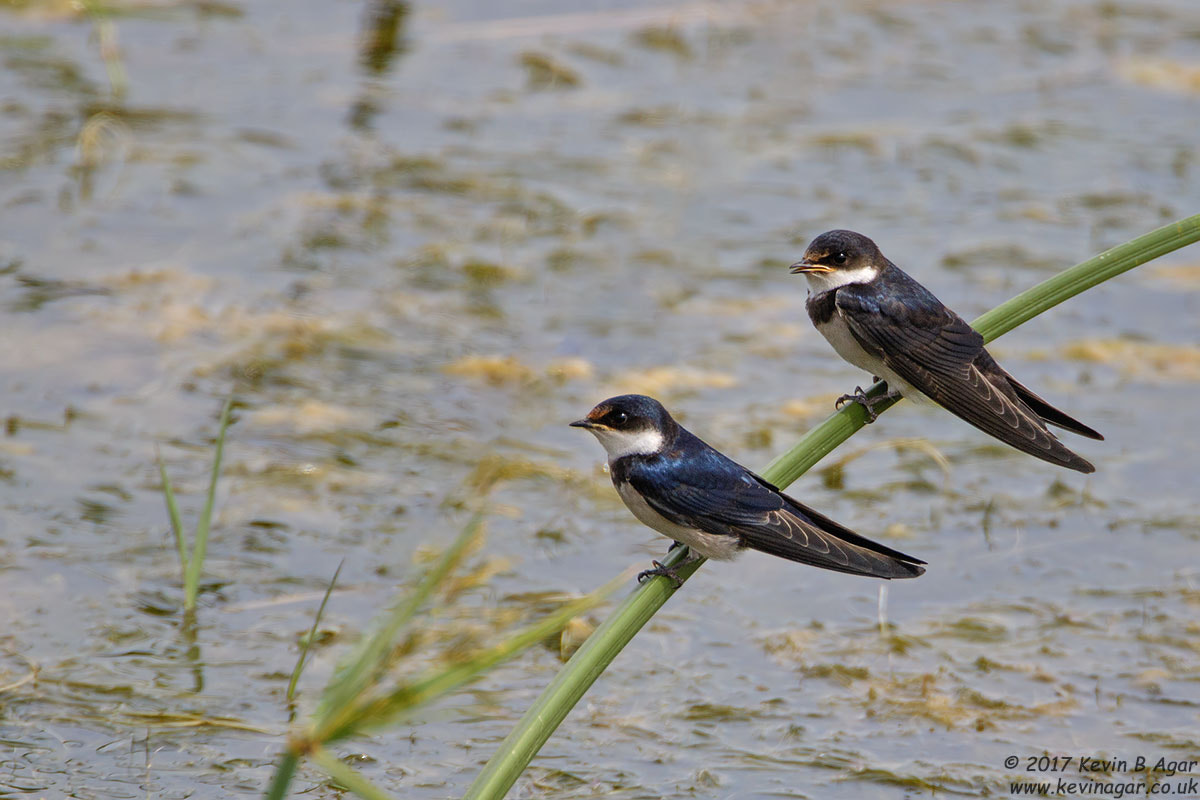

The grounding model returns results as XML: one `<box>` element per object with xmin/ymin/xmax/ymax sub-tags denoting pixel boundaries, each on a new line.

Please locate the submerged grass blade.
<box><xmin>183</xmin><ymin>396</ymin><xmax>234</xmax><ymax>611</ymax></box>
<box><xmin>288</xmin><ymin>560</ymin><xmax>345</xmax><ymax>704</ymax></box>
<box><xmin>157</xmin><ymin>446</ymin><xmax>188</xmax><ymax>579</ymax></box>
<box><xmin>461</xmin><ymin>212</ymin><xmax>1200</xmax><ymax>800</ymax></box>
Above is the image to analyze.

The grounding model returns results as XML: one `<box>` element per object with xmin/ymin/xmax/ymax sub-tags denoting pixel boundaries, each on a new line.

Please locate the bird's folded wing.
<box><xmin>835</xmin><ymin>286</ymin><xmax>1091</xmax><ymax>470</ymax></box>
<box><xmin>628</xmin><ymin>463</ymin><xmax>924</xmax><ymax>579</ymax></box>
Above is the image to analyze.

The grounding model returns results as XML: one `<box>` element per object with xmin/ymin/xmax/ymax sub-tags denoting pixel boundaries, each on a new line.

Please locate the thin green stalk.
<box><xmin>313</xmin><ymin>513</ymin><xmax>484</xmax><ymax>740</ymax></box>
<box><xmin>972</xmin><ymin>217</ymin><xmax>1200</xmax><ymax>341</ymax></box>
<box><xmin>264</xmin><ymin>522</ymin><xmax>624</xmax><ymax>800</ymax></box>
<box><xmin>288</xmin><ymin>560</ymin><xmax>345</xmax><ymax>704</ymax></box>
<box><xmin>462</xmin><ymin>212</ymin><xmax>1200</xmax><ymax>800</ymax></box>
<box><xmin>264</xmin><ymin>751</ymin><xmax>299</xmax><ymax>800</ymax></box>
<box><xmin>157</xmin><ymin>446</ymin><xmax>188</xmax><ymax>579</ymax></box>
<box><xmin>348</xmin><ymin>573</ymin><xmax>628</xmax><ymax>737</ymax></box>
<box><xmin>461</xmin><ymin>548</ymin><xmax>698</xmax><ymax>800</ymax></box>
<box><xmin>183</xmin><ymin>396</ymin><xmax>234</xmax><ymax>611</ymax></box>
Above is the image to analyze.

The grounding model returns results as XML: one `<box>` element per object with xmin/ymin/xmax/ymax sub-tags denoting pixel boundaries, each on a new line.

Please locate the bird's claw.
<box><xmin>638</xmin><ymin>560</ymin><xmax>684</xmax><ymax>588</ymax></box>
<box><xmin>836</xmin><ymin>386</ymin><xmax>880</xmax><ymax>422</ymax></box>
<box><xmin>835</xmin><ymin>385</ymin><xmax>900</xmax><ymax>423</ymax></box>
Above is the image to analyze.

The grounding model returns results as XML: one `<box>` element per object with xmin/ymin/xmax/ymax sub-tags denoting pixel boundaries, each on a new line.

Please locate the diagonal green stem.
<box><xmin>971</xmin><ymin>216</ymin><xmax>1200</xmax><ymax>341</ymax></box>
<box><xmin>313</xmin><ymin>513</ymin><xmax>484</xmax><ymax>742</ymax></box>
<box><xmin>462</xmin><ymin>213</ymin><xmax>1200</xmax><ymax>800</ymax></box>
<box><xmin>288</xmin><ymin>560</ymin><xmax>345</xmax><ymax>704</ymax></box>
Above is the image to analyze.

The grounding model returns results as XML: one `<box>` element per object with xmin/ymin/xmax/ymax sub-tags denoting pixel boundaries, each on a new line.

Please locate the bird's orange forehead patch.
<box><xmin>586</xmin><ymin>404</ymin><xmax>610</xmax><ymax>422</ymax></box>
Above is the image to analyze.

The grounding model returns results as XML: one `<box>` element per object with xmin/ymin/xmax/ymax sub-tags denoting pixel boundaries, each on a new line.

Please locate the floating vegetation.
<box><xmin>1150</xmin><ymin>262</ymin><xmax>1200</xmax><ymax>289</ymax></box>
<box><xmin>617</xmin><ymin>105</ymin><xmax>687</xmax><ymax>127</ymax></box>
<box><xmin>567</xmin><ymin>41</ymin><xmax>624</xmax><ymax>67</ymax></box>
<box><xmin>1116</xmin><ymin>58</ymin><xmax>1200</xmax><ymax>94</ymax></box>
<box><xmin>610</xmin><ymin>365</ymin><xmax>737</xmax><ymax>396</ymax></box>
<box><xmin>461</xmin><ymin>259</ymin><xmax>524</xmax><ymax>288</ymax></box>
<box><xmin>247</xmin><ymin>400</ymin><xmax>363</xmax><ymax>436</ymax></box>
<box><xmin>816</xmin><ymin>438</ymin><xmax>951</xmax><ymax>493</ymax></box>
<box><xmin>443</xmin><ymin>355</ymin><xmax>536</xmax><ymax>385</ymax></box>
<box><xmin>442</xmin><ymin>354</ymin><xmax>594</xmax><ymax>387</ymax></box>
<box><xmin>518</xmin><ymin>51</ymin><xmax>581</xmax><ymax>90</ymax></box>
<box><xmin>1062</xmin><ymin>338</ymin><xmax>1200</xmax><ymax>381</ymax></box>
<box><xmin>546</xmin><ymin>357</ymin><xmax>593</xmax><ymax>382</ymax></box>
<box><xmin>630</xmin><ymin>26</ymin><xmax>692</xmax><ymax>59</ymax></box>
<box><xmin>941</xmin><ymin>242</ymin><xmax>1065</xmax><ymax>272</ymax></box>
<box><xmin>808</xmin><ymin>130</ymin><xmax>881</xmax><ymax>154</ymax></box>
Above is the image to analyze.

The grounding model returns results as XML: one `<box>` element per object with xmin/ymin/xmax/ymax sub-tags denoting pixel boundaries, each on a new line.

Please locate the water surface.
<box><xmin>1</xmin><ymin>0</ymin><xmax>1199</xmax><ymax>797</ymax></box>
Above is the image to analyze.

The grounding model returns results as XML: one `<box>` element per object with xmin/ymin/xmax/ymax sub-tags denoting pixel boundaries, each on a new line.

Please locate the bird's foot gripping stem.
<box><xmin>637</xmin><ymin>547</ymin><xmax>701</xmax><ymax>588</ymax></box>
<box><xmin>835</xmin><ymin>385</ymin><xmax>898</xmax><ymax>423</ymax></box>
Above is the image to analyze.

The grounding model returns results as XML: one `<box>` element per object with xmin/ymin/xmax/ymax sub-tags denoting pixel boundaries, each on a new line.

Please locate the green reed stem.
<box><xmin>157</xmin><ymin>396</ymin><xmax>235</xmax><ymax>614</ymax></box>
<box><xmin>288</xmin><ymin>560</ymin><xmax>345</xmax><ymax>704</ymax></box>
<box><xmin>263</xmin><ymin>751</ymin><xmax>299</xmax><ymax>800</ymax></box>
<box><xmin>182</xmin><ymin>396</ymin><xmax>234</xmax><ymax>612</ymax></box>
<box><xmin>462</xmin><ymin>212</ymin><xmax>1200</xmax><ymax>800</ymax></box>
<box><xmin>157</xmin><ymin>446</ymin><xmax>188</xmax><ymax>579</ymax></box>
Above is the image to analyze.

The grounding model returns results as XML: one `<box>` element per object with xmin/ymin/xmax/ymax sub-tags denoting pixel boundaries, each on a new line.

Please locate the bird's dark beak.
<box><xmin>789</xmin><ymin>260</ymin><xmax>832</xmax><ymax>275</ymax></box>
<box><xmin>569</xmin><ymin>419</ymin><xmax>597</xmax><ymax>429</ymax></box>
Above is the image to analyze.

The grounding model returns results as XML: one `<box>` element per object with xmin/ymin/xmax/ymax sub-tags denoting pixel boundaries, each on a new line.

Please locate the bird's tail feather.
<box><xmin>740</xmin><ymin>496</ymin><xmax>926</xmax><ymax>580</ymax></box>
<box><xmin>1005</xmin><ymin>373</ymin><xmax>1104</xmax><ymax>440</ymax></box>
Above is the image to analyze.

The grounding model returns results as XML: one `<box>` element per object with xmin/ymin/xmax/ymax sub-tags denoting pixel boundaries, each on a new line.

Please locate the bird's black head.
<box><xmin>570</xmin><ymin>394</ymin><xmax>678</xmax><ymax>459</ymax></box>
<box><xmin>789</xmin><ymin>230</ymin><xmax>886</xmax><ymax>289</ymax></box>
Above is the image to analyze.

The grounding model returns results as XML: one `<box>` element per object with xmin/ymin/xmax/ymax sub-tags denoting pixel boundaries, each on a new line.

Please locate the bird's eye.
<box><xmin>833</xmin><ymin>252</ymin><xmax>848</xmax><ymax>265</ymax></box>
<box><xmin>612</xmin><ymin>411</ymin><xmax>629</xmax><ymax>426</ymax></box>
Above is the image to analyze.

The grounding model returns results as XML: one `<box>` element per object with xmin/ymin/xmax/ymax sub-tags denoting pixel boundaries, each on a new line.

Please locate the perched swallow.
<box><xmin>791</xmin><ymin>229</ymin><xmax>1103</xmax><ymax>473</ymax></box>
<box><xmin>570</xmin><ymin>394</ymin><xmax>926</xmax><ymax>585</ymax></box>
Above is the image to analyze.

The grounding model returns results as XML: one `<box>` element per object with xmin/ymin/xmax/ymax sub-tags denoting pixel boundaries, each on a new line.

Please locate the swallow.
<box><xmin>790</xmin><ymin>229</ymin><xmax>1103</xmax><ymax>473</ymax></box>
<box><xmin>570</xmin><ymin>394</ymin><xmax>926</xmax><ymax>586</ymax></box>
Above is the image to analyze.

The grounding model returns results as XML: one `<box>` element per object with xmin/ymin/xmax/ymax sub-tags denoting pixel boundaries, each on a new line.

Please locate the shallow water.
<box><xmin>2</xmin><ymin>0</ymin><xmax>1199</xmax><ymax>797</ymax></box>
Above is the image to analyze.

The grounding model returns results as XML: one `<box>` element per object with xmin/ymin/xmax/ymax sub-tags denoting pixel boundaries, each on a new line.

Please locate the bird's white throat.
<box><xmin>587</xmin><ymin>426</ymin><xmax>665</xmax><ymax>460</ymax></box>
<box><xmin>803</xmin><ymin>264</ymin><xmax>878</xmax><ymax>294</ymax></box>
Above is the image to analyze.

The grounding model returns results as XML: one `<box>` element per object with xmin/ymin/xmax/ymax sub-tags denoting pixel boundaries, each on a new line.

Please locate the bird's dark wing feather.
<box><xmin>1002</xmin><ymin>370</ymin><xmax>1103</xmax><ymax>440</ymax></box>
<box><xmin>835</xmin><ymin>274</ymin><xmax>1096</xmax><ymax>473</ymax></box>
<box><xmin>625</xmin><ymin>442</ymin><xmax>925</xmax><ymax>579</ymax></box>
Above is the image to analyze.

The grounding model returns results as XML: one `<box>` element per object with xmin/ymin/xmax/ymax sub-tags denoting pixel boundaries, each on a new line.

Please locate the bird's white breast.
<box><xmin>614</xmin><ymin>481</ymin><xmax>742</xmax><ymax>561</ymax></box>
<box><xmin>814</xmin><ymin>309</ymin><xmax>880</xmax><ymax>375</ymax></box>
<box><xmin>812</xmin><ymin>298</ymin><xmax>923</xmax><ymax>399</ymax></box>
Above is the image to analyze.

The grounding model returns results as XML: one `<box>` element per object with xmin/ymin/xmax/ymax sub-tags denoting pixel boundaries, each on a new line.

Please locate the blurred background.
<box><xmin>2</xmin><ymin>0</ymin><xmax>1199</xmax><ymax>797</ymax></box>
